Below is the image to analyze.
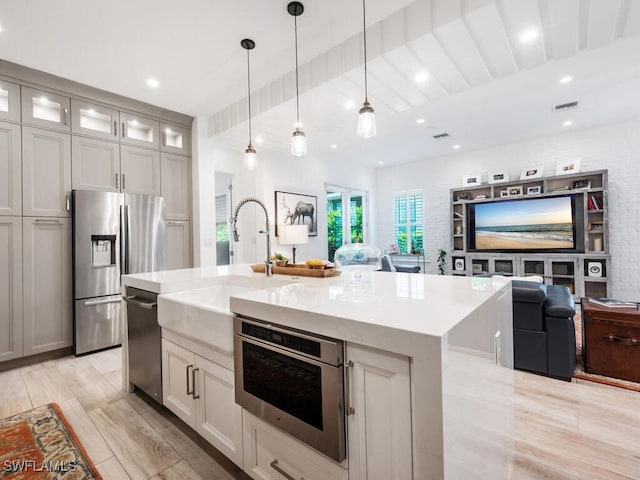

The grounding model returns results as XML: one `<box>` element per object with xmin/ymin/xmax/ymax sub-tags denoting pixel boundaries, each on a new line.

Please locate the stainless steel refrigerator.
<box><xmin>72</xmin><ymin>190</ymin><xmax>166</xmax><ymax>355</ymax></box>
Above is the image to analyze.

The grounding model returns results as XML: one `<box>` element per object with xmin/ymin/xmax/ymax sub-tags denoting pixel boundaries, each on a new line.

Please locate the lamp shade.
<box><xmin>279</xmin><ymin>224</ymin><xmax>308</xmax><ymax>245</ymax></box>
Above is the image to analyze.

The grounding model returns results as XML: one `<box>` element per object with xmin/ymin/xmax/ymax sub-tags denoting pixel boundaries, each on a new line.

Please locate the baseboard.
<box><xmin>0</xmin><ymin>347</ymin><xmax>73</xmax><ymax>373</ymax></box>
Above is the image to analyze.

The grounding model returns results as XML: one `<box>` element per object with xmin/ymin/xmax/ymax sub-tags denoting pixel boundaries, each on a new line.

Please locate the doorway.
<box><xmin>215</xmin><ymin>172</ymin><xmax>233</xmax><ymax>265</ymax></box>
<box><xmin>326</xmin><ymin>185</ymin><xmax>367</xmax><ymax>261</ymax></box>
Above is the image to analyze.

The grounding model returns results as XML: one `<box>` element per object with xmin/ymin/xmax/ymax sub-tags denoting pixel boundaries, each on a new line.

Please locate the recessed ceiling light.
<box><xmin>415</xmin><ymin>71</ymin><xmax>428</xmax><ymax>84</ymax></box>
<box><xmin>344</xmin><ymin>100</ymin><xmax>355</xmax><ymax>110</ymax></box>
<box><xmin>559</xmin><ymin>76</ymin><xmax>573</xmax><ymax>84</ymax></box>
<box><xmin>563</xmin><ymin>120</ymin><xmax>573</xmax><ymax>126</ymax></box>
<box><xmin>453</xmin><ymin>144</ymin><xmax>460</xmax><ymax>149</ymax></box>
<box><xmin>255</xmin><ymin>136</ymin><xmax>264</xmax><ymax>144</ymax></box>
<box><xmin>416</xmin><ymin>118</ymin><xmax>425</xmax><ymax>124</ymax></box>
<box><xmin>378</xmin><ymin>161</ymin><xmax>384</xmax><ymax>165</ymax></box>
<box><xmin>146</xmin><ymin>78</ymin><xmax>160</xmax><ymax>88</ymax></box>
<box><xmin>519</xmin><ymin>28</ymin><xmax>538</xmax><ymax>43</ymax></box>
<box><xmin>330</xmin><ymin>144</ymin><xmax>337</xmax><ymax>149</ymax></box>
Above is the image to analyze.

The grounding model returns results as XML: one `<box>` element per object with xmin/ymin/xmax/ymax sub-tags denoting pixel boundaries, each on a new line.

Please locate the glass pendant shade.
<box><xmin>357</xmin><ymin>101</ymin><xmax>376</xmax><ymax>138</ymax></box>
<box><xmin>291</xmin><ymin>127</ymin><xmax>307</xmax><ymax>156</ymax></box>
<box><xmin>244</xmin><ymin>144</ymin><xmax>257</xmax><ymax>170</ymax></box>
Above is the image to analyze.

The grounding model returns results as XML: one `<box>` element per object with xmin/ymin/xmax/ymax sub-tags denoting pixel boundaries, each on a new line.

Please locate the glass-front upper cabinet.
<box><xmin>0</xmin><ymin>80</ymin><xmax>20</xmax><ymax>122</ymax></box>
<box><xmin>120</xmin><ymin>112</ymin><xmax>159</xmax><ymax>149</ymax></box>
<box><xmin>71</xmin><ymin>99</ymin><xmax>120</xmax><ymax>141</ymax></box>
<box><xmin>160</xmin><ymin>123</ymin><xmax>190</xmax><ymax>156</ymax></box>
<box><xmin>21</xmin><ymin>86</ymin><xmax>71</xmax><ymax>132</ymax></box>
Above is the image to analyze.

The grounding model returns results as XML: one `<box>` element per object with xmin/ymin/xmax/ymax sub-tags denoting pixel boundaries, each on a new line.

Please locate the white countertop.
<box><xmin>123</xmin><ymin>264</ymin><xmax>510</xmax><ymax>339</ymax></box>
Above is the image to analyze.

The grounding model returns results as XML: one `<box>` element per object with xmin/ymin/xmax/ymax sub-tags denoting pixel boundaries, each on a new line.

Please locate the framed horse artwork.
<box><xmin>274</xmin><ymin>190</ymin><xmax>317</xmax><ymax>236</ymax></box>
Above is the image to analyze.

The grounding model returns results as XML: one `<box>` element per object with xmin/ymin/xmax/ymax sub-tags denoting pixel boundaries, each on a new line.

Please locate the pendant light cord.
<box><xmin>294</xmin><ymin>13</ymin><xmax>301</xmax><ymax>124</ymax></box>
<box><xmin>246</xmin><ymin>48</ymin><xmax>252</xmax><ymax>144</ymax></box>
<box><xmin>362</xmin><ymin>0</ymin><xmax>368</xmax><ymax>103</ymax></box>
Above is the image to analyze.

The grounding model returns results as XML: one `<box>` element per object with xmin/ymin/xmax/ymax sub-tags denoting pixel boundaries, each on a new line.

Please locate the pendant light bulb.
<box><xmin>288</xmin><ymin>2</ymin><xmax>307</xmax><ymax>157</ymax></box>
<box><xmin>241</xmin><ymin>38</ymin><xmax>257</xmax><ymax>170</ymax></box>
<box><xmin>244</xmin><ymin>144</ymin><xmax>257</xmax><ymax>170</ymax></box>
<box><xmin>357</xmin><ymin>101</ymin><xmax>376</xmax><ymax>138</ymax></box>
<box><xmin>358</xmin><ymin>0</ymin><xmax>376</xmax><ymax>138</ymax></box>
<box><xmin>291</xmin><ymin>126</ymin><xmax>307</xmax><ymax>156</ymax></box>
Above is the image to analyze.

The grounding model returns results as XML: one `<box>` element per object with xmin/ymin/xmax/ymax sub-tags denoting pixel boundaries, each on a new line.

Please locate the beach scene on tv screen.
<box><xmin>474</xmin><ymin>197</ymin><xmax>574</xmax><ymax>249</ymax></box>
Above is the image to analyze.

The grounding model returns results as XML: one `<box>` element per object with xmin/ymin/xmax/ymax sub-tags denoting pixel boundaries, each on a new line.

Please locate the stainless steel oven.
<box><xmin>234</xmin><ymin>316</ymin><xmax>346</xmax><ymax>462</ymax></box>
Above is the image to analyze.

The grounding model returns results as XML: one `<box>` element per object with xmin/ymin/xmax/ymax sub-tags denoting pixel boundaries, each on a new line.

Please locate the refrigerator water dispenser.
<box><xmin>91</xmin><ymin>234</ymin><xmax>116</xmax><ymax>267</ymax></box>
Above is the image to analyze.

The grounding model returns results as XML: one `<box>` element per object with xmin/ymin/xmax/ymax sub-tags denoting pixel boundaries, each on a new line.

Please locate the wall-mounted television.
<box><xmin>467</xmin><ymin>194</ymin><xmax>584</xmax><ymax>253</ymax></box>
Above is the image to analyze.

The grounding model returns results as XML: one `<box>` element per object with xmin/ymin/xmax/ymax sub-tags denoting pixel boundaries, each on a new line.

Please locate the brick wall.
<box><xmin>375</xmin><ymin>119</ymin><xmax>640</xmax><ymax>300</ymax></box>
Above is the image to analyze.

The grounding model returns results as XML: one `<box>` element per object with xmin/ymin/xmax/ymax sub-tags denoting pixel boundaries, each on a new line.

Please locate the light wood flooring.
<box><xmin>1</xmin><ymin>348</ymin><xmax>639</xmax><ymax>479</ymax></box>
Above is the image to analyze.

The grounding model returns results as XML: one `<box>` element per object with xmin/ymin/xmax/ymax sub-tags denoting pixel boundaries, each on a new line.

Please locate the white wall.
<box><xmin>375</xmin><ymin>119</ymin><xmax>640</xmax><ymax>300</ymax></box>
<box><xmin>193</xmin><ymin>124</ymin><xmax>377</xmax><ymax>266</ymax></box>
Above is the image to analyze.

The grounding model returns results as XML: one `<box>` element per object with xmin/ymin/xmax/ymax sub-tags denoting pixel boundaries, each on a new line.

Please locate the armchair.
<box><xmin>380</xmin><ymin>255</ymin><xmax>421</xmax><ymax>273</ymax></box>
<box><xmin>512</xmin><ymin>280</ymin><xmax>576</xmax><ymax>380</ymax></box>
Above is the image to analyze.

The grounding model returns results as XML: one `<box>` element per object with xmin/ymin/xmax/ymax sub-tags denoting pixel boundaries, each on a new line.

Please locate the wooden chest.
<box><xmin>582</xmin><ymin>298</ymin><xmax>640</xmax><ymax>382</ymax></box>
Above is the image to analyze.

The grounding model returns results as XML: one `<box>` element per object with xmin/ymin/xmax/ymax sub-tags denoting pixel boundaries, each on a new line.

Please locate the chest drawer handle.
<box><xmin>603</xmin><ymin>335</ymin><xmax>639</xmax><ymax>346</ymax></box>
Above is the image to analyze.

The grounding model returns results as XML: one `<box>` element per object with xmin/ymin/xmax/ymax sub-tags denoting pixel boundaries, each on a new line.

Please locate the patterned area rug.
<box><xmin>0</xmin><ymin>403</ymin><xmax>102</xmax><ymax>479</ymax></box>
<box><xmin>572</xmin><ymin>313</ymin><xmax>640</xmax><ymax>392</ymax></box>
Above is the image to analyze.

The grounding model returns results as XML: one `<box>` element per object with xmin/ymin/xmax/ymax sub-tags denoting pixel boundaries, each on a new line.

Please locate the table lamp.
<box><xmin>279</xmin><ymin>224</ymin><xmax>308</xmax><ymax>264</ymax></box>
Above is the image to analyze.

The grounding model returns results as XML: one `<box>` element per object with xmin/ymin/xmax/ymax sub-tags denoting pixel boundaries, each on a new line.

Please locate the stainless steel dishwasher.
<box><xmin>124</xmin><ymin>286</ymin><xmax>162</xmax><ymax>404</ymax></box>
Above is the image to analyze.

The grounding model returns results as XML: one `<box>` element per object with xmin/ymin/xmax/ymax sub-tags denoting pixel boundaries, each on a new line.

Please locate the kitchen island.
<box><xmin>122</xmin><ymin>264</ymin><xmax>515</xmax><ymax>480</ymax></box>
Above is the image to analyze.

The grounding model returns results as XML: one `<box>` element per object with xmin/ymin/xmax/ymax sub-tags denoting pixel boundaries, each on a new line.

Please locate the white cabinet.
<box><xmin>70</xmin><ymin>99</ymin><xmax>120</xmax><ymax>141</ymax></box>
<box><xmin>72</xmin><ymin>136</ymin><xmax>121</xmax><ymax>192</ymax></box>
<box><xmin>166</xmin><ymin>220</ymin><xmax>192</xmax><ymax>270</ymax></box>
<box><xmin>120</xmin><ymin>144</ymin><xmax>161</xmax><ymax>195</ymax></box>
<box><xmin>242</xmin><ymin>410</ymin><xmax>348</xmax><ymax>480</ymax></box>
<box><xmin>346</xmin><ymin>343</ymin><xmax>412</xmax><ymax>480</ymax></box>
<box><xmin>161</xmin><ymin>153</ymin><xmax>191</xmax><ymax>220</ymax></box>
<box><xmin>160</xmin><ymin>123</ymin><xmax>190</xmax><ymax>156</ymax></box>
<box><xmin>22</xmin><ymin>126</ymin><xmax>72</xmax><ymax>217</ymax></box>
<box><xmin>162</xmin><ymin>338</ymin><xmax>243</xmax><ymax>467</ymax></box>
<box><xmin>21</xmin><ymin>86</ymin><xmax>70</xmax><ymax>132</ymax></box>
<box><xmin>120</xmin><ymin>112</ymin><xmax>160</xmax><ymax>149</ymax></box>
<box><xmin>0</xmin><ymin>80</ymin><xmax>20</xmax><ymax>123</ymax></box>
<box><xmin>0</xmin><ymin>121</ymin><xmax>22</xmax><ymax>216</ymax></box>
<box><xmin>22</xmin><ymin>217</ymin><xmax>72</xmax><ymax>356</ymax></box>
<box><xmin>0</xmin><ymin>217</ymin><xmax>22</xmax><ymax>362</ymax></box>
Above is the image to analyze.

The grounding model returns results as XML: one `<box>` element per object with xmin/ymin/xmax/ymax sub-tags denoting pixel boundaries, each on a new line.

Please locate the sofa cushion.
<box><xmin>545</xmin><ymin>286</ymin><xmax>576</xmax><ymax>318</ymax></box>
<box><xmin>512</xmin><ymin>280</ymin><xmax>546</xmax><ymax>304</ymax></box>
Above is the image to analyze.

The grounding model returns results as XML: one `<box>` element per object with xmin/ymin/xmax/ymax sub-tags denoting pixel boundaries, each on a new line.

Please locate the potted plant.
<box><xmin>271</xmin><ymin>252</ymin><xmax>288</xmax><ymax>267</ymax></box>
<box><xmin>437</xmin><ymin>249</ymin><xmax>447</xmax><ymax>275</ymax></box>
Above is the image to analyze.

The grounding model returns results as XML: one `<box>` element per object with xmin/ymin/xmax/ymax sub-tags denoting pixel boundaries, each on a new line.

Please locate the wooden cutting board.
<box><xmin>250</xmin><ymin>264</ymin><xmax>341</xmax><ymax>277</ymax></box>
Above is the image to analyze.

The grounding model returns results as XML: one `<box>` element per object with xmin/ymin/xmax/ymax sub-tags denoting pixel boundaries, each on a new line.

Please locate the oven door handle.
<box><xmin>270</xmin><ymin>459</ymin><xmax>298</xmax><ymax>480</ymax></box>
<box><xmin>237</xmin><ymin>334</ymin><xmax>340</xmax><ymax>369</ymax></box>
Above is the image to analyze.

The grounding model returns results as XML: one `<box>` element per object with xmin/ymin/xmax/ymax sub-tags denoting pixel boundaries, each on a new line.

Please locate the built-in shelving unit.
<box><xmin>449</xmin><ymin>170</ymin><xmax>610</xmax><ymax>300</ymax></box>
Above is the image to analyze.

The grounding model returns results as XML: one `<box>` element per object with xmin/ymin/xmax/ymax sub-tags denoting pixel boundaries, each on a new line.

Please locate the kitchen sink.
<box><xmin>157</xmin><ymin>275</ymin><xmax>293</xmax><ymax>353</ymax></box>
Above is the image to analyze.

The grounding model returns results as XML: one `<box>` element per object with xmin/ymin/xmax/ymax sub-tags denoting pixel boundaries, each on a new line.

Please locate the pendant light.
<box><xmin>288</xmin><ymin>2</ymin><xmax>307</xmax><ymax>156</ymax></box>
<box><xmin>241</xmin><ymin>38</ymin><xmax>258</xmax><ymax>170</ymax></box>
<box><xmin>357</xmin><ymin>0</ymin><xmax>376</xmax><ymax>138</ymax></box>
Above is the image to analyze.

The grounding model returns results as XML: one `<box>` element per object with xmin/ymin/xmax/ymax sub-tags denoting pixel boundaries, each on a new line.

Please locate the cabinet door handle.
<box><xmin>66</xmin><ymin>194</ymin><xmax>71</xmax><ymax>212</ymax></box>
<box><xmin>186</xmin><ymin>364</ymin><xmax>194</xmax><ymax>396</ymax></box>
<box><xmin>35</xmin><ymin>219</ymin><xmax>62</xmax><ymax>224</ymax></box>
<box><xmin>269</xmin><ymin>459</ymin><xmax>299</xmax><ymax>480</ymax></box>
<box><xmin>113</xmin><ymin>120</ymin><xmax>118</xmax><ymax>137</ymax></box>
<box><xmin>122</xmin><ymin>174</ymin><xmax>126</xmax><ymax>190</ymax></box>
<box><xmin>115</xmin><ymin>173</ymin><xmax>119</xmax><ymax>189</ymax></box>
<box><xmin>603</xmin><ymin>335</ymin><xmax>639</xmax><ymax>346</ymax></box>
<box><xmin>122</xmin><ymin>122</ymin><xmax>126</xmax><ymax>138</ymax></box>
<box><xmin>63</xmin><ymin>107</ymin><xmax>68</xmax><ymax>126</ymax></box>
<box><xmin>345</xmin><ymin>360</ymin><xmax>355</xmax><ymax>415</ymax></box>
<box><xmin>161</xmin><ymin>130</ymin><xmax>166</xmax><ymax>147</ymax></box>
<box><xmin>192</xmin><ymin>367</ymin><xmax>200</xmax><ymax>399</ymax></box>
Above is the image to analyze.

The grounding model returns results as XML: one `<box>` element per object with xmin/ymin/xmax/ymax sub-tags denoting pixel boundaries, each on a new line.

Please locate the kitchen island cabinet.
<box><xmin>162</xmin><ymin>334</ymin><xmax>243</xmax><ymax>468</ymax></box>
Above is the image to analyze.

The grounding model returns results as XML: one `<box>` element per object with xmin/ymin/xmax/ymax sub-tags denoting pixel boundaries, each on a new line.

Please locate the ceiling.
<box><xmin>1</xmin><ymin>0</ymin><xmax>640</xmax><ymax>168</ymax></box>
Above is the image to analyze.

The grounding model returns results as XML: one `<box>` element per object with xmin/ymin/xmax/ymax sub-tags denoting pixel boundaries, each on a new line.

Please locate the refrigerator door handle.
<box><xmin>121</xmin><ymin>204</ymin><xmax>129</xmax><ymax>275</ymax></box>
<box><xmin>83</xmin><ymin>298</ymin><xmax>122</xmax><ymax>307</ymax></box>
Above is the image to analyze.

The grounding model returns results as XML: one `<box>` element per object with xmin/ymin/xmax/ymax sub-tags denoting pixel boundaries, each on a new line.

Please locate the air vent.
<box><xmin>433</xmin><ymin>133</ymin><xmax>450</xmax><ymax>139</ymax></box>
<box><xmin>553</xmin><ymin>101</ymin><xmax>578</xmax><ymax>112</ymax></box>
